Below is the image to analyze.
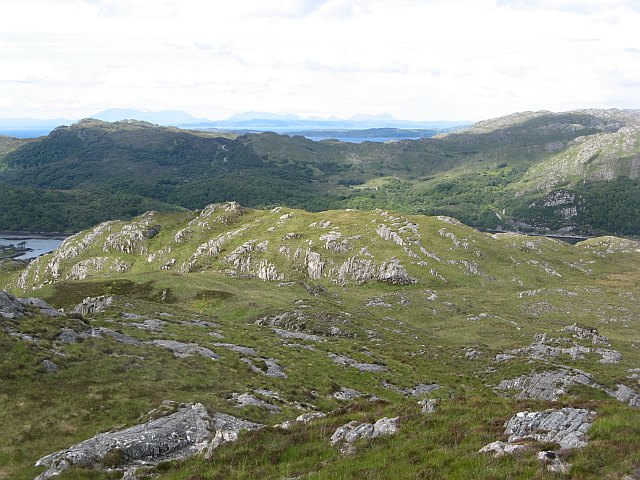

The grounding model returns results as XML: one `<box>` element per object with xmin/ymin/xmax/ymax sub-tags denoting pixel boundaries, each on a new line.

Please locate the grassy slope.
<box><xmin>1</xmin><ymin>205</ymin><xmax>639</xmax><ymax>478</ymax></box>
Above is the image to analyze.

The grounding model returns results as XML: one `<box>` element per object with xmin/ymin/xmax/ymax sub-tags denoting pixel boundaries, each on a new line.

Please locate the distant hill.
<box><xmin>93</xmin><ymin>108</ymin><xmax>207</xmax><ymax>125</ymax></box>
<box><xmin>0</xmin><ymin>109</ymin><xmax>638</xmax><ymax>235</ymax></box>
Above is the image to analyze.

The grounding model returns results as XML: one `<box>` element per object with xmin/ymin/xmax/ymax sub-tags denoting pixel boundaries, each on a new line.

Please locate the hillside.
<box><xmin>1</xmin><ymin>109</ymin><xmax>639</xmax><ymax>234</ymax></box>
<box><xmin>1</xmin><ymin>204</ymin><xmax>639</xmax><ymax>479</ymax></box>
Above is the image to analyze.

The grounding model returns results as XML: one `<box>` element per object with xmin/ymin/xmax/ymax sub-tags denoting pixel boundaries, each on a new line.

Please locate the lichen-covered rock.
<box><xmin>329</xmin><ymin>353</ymin><xmax>387</xmax><ymax>372</ymax></box>
<box><xmin>233</xmin><ymin>393</ymin><xmax>281</xmax><ymax>413</ymax></box>
<box><xmin>72</xmin><ymin>296</ymin><xmax>114</xmax><ymax>315</ymax></box>
<box><xmin>480</xmin><ymin>408</ymin><xmax>595</xmax><ymax>461</ymax></box>
<box><xmin>419</xmin><ymin>398</ymin><xmax>439</xmax><ymax>414</ymax></box>
<box><xmin>0</xmin><ymin>291</ymin><xmax>60</xmax><ymax>319</ymax></box>
<box><xmin>35</xmin><ymin>403</ymin><xmax>261</xmax><ymax>479</ymax></box>
<box><xmin>496</xmin><ymin>369</ymin><xmax>596</xmax><ymax>401</ymax></box>
<box><xmin>479</xmin><ymin>441</ymin><xmax>530</xmax><ymax>457</ymax></box>
<box><xmin>151</xmin><ymin>340</ymin><xmax>219</xmax><ymax>360</ymax></box>
<box><xmin>331</xmin><ymin>417</ymin><xmax>399</xmax><ymax>452</ymax></box>
<box><xmin>505</xmin><ymin>408</ymin><xmax>595</xmax><ymax>449</ymax></box>
<box><xmin>35</xmin><ymin>403</ymin><xmax>212</xmax><ymax>479</ymax></box>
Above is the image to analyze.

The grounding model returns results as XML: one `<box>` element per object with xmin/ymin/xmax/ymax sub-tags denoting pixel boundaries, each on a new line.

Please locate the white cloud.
<box><xmin>0</xmin><ymin>0</ymin><xmax>638</xmax><ymax>120</ymax></box>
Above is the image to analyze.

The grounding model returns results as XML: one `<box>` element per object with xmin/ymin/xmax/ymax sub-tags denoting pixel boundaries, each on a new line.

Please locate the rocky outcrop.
<box><xmin>497</xmin><ymin>369</ymin><xmax>640</xmax><ymax>408</ymax></box>
<box><xmin>241</xmin><ymin>357</ymin><xmax>287</xmax><ymax>378</ymax></box>
<box><xmin>504</xmin><ymin>408</ymin><xmax>595</xmax><ymax>449</ymax></box>
<box><xmin>151</xmin><ymin>340</ymin><xmax>219</xmax><ymax>360</ymax></box>
<box><xmin>331</xmin><ymin>417</ymin><xmax>399</xmax><ymax>453</ymax></box>
<box><xmin>334</xmin><ymin>257</ymin><xmax>416</xmax><ymax>285</ymax></box>
<box><xmin>35</xmin><ymin>403</ymin><xmax>261</xmax><ymax>479</ymax></box>
<box><xmin>72</xmin><ymin>296</ymin><xmax>114</xmax><ymax>315</ymax></box>
<box><xmin>329</xmin><ymin>353</ymin><xmax>387</xmax><ymax>372</ymax></box>
<box><xmin>480</xmin><ymin>408</ymin><xmax>595</xmax><ymax>468</ymax></box>
<box><xmin>496</xmin><ymin>369</ymin><xmax>595</xmax><ymax>401</ymax></box>
<box><xmin>278</xmin><ymin>412</ymin><xmax>327</xmax><ymax>429</ymax></box>
<box><xmin>496</xmin><ymin>329</ymin><xmax>621</xmax><ymax>365</ymax></box>
<box><xmin>233</xmin><ymin>393</ymin><xmax>281</xmax><ymax>413</ymax></box>
<box><xmin>1</xmin><ymin>291</ymin><xmax>60</xmax><ymax>320</ymax></box>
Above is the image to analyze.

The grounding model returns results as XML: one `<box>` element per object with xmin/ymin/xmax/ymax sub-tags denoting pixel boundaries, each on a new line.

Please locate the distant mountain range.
<box><xmin>0</xmin><ymin>109</ymin><xmax>472</xmax><ymax>138</ymax></box>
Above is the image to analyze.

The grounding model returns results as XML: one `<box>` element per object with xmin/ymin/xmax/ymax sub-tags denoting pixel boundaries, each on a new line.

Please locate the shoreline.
<box><xmin>0</xmin><ymin>231</ymin><xmax>71</xmax><ymax>240</ymax></box>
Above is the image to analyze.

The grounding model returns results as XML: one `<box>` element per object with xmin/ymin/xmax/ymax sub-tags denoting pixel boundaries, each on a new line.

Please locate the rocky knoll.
<box><xmin>35</xmin><ymin>402</ymin><xmax>261</xmax><ymax>479</ymax></box>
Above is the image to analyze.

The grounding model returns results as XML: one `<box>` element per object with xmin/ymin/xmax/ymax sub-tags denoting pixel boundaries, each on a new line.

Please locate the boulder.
<box><xmin>331</xmin><ymin>417</ymin><xmax>399</xmax><ymax>453</ymax></box>
<box><xmin>505</xmin><ymin>408</ymin><xmax>595</xmax><ymax>449</ymax></box>
<box><xmin>35</xmin><ymin>403</ymin><xmax>262</xmax><ymax>479</ymax></box>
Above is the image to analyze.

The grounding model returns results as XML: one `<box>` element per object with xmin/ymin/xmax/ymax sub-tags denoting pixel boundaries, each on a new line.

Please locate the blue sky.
<box><xmin>0</xmin><ymin>0</ymin><xmax>638</xmax><ymax>120</ymax></box>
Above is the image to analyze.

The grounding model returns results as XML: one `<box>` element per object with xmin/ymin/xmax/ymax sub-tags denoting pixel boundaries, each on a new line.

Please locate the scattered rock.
<box><xmin>329</xmin><ymin>353</ymin><xmax>387</xmax><ymax>372</ymax></box>
<box><xmin>478</xmin><ymin>441</ymin><xmax>530</xmax><ymax>457</ymax></box>
<box><xmin>333</xmin><ymin>387</ymin><xmax>363</xmax><ymax>401</ymax></box>
<box><xmin>419</xmin><ymin>398</ymin><xmax>439</xmax><ymax>414</ymax></box>
<box><xmin>151</xmin><ymin>340</ymin><xmax>219</xmax><ymax>360</ymax></box>
<box><xmin>480</xmin><ymin>408</ymin><xmax>594</xmax><ymax>463</ymax></box>
<box><xmin>72</xmin><ymin>296</ymin><xmax>114</xmax><ymax>315</ymax></box>
<box><xmin>35</xmin><ymin>403</ymin><xmax>211</xmax><ymax>479</ymax></box>
<box><xmin>241</xmin><ymin>357</ymin><xmax>287</xmax><ymax>378</ymax></box>
<box><xmin>42</xmin><ymin>359</ymin><xmax>58</xmax><ymax>373</ymax></box>
<box><xmin>212</xmin><ymin>343</ymin><xmax>257</xmax><ymax>356</ymax></box>
<box><xmin>330</xmin><ymin>417</ymin><xmax>399</xmax><ymax>453</ymax></box>
<box><xmin>271</xmin><ymin>328</ymin><xmax>324</xmax><ymax>342</ymax></box>
<box><xmin>538</xmin><ymin>450</ymin><xmax>571</xmax><ymax>474</ymax></box>
<box><xmin>233</xmin><ymin>393</ymin><xmax>281</xmax><ymax>413</ymax></box>
<box><xmin>496</xmin><ymin>369</ymin><xmax>595</xmax><ymax>401</ymax></box>
<box><xmin>1</xmin><ymin>290</ymin><xmax>60</xmax><ymax>319</ymax></box>
<box><xmin>505</xmin><ymin>408</ymin><xmax>595</xmax><ymax>449</ymax></box>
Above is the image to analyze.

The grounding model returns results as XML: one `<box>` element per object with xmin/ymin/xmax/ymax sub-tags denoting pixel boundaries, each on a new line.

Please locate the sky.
<box><xmin>1</xmin><ymin>0</ymin><xmax>639</xmax><ymax>121</ymax></box>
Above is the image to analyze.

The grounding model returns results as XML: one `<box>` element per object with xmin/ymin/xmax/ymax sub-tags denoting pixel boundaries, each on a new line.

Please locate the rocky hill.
<box><xmin>1</xmin><ymin>204</ymin><xmax>639</xmax><ymax>478</ymax></box>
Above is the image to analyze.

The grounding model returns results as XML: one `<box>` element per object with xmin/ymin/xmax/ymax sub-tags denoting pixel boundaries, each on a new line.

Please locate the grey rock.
<box><xmin>419</xmin><ymin>398</ymin><xmax>439</xmax><ymax>414</ymax></box>
<box><xmin>17</xmin><ymin>297</ymin><xmax>62</xmax><ymax>317</ymax></box>
<box><xmin>329</xmin><ymin>353</ymin><xmax>387</xmax><ymax>372</ymax></box>
<box><xmin>610</xmin><ymin>384</ymin><xmax>640</xmax><ymax>408</ymax></box>
<box><xmin>207</xmin><ymin>413</ymin><xmax>262</xmax><ymax>453</ymax></box>
<box><xmin>57</xmin><ymin>327</ymin><xmax>141</xmax><ymax>346</ymax></box>
<box><xmin>271</xmin><ymin>328</ymin><xmax>324</xmax><ymax>342</ymax></box>
<box><xmin>538</xmin><ymin>450</ymin><xmax>571</xmax><ymax>474</ymax></box>
<box><xmin>151</xmin><ymin>340</ymin><xmax>219</xmax><ymax>360</ymax></box>
<box><xmin>295</xmin><ymin>412</ymin><xmax>326</xmax><ymax>424</ymax></box>
<box><xmin>405</xmin><ymin>383</ymin><xmax>440</xmax><ymax>397</ymax></box>
<box><xmin>57</xmin><ymin>328</ymin><xmax>83</xmax><ymax>344</ymax></box>
<box><xmin>42</xmin><ymin>359</ymin><xmax>59</xmax><ymax>373</ymax></box>
<box><xmin>241</xmin><ymin>357</ymin><xmax>287</xmax><ymax>378</ymax></box>
<box><xmin>212</xmin><ymin>343</ymin><xmax>257</xmax><ymax>356</ymax></box>
<box><xmin>333</xmin><ymin>387</ymin><xmax>363</xmax><ymax>401</ymax></box>
<box><xmin>505</xmin><ymin>408</ymin><xmax>595</xmax><ymax>449</ymax></box>
<box><xmin>130</xmin><ymin>318</ymin><xmax>167</xmax><ymax>331</ymax></box>
<box><xmin>35</xmin><ymin>403</ymin><xmax>212</xmax><ymax>479</ymax></box>
<box><xmin>478</xmin><ymin>441</ymin><xmax>530</xmax><ymax>457</ymax></box>
<box><xmin>1</xmin><ymin>290</ymin><xmax>60</xmax><ymax>319</ymax></box>
<box><xmin>496</xmin><ymin>369</ymin><xmax>595</xmax><ymax>401</ymax></box>
<box><xmin>330</xmin><ymin>417</ymin><xmax>399</xmax><ymax>452</ymax></box>
<box><xmin>72</xmin><ymin>296</ymin><xmax>114</xmax><ymax>315</ymax></box>
<box><xmin>98</xmin><ymin>328</ymin><xmax>142</xmax><ymax>345</ymax></box>
<box><xmin>498</xmin><ymin>369</ymin><xmax>640</xmax><ymax>407</ymax></box>
<box><xmin>233</xmin><ymin>393</ymin><xmax>281</xmax><ymax>413</ymax></box>
<box><xmin>277</xmin><ymin>412</ymin><xmax>326</xmax><ymax>430</ymax></box>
